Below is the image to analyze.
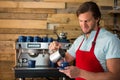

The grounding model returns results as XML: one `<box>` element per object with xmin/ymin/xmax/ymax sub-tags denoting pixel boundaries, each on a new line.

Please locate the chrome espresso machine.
<box><xmin>15</xmin><ymin>33</ymin><xmax>71</xmax><ymax>68</ymax></box>
<box><xmin>16</xmin><ymin>41</ymin><xmax>50</xmax><ymax>67</ymax></box>
<box><xmin>14</xmin><ymin>32</ymin><xmax>72</xmax><ymax>80</ymax></box>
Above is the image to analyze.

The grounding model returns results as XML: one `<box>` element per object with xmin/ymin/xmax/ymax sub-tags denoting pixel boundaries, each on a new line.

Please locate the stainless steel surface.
<box><xmin>16</xmin><ymin>42</ymin><xmax>50</xmax><ymax>67</ymax></box>
<box><xmin>16</xmin><ymin>42</ymin><xmax>50</xmax><ymax>49</ymax></box>
<box><xmin>49</xmin><ymin>49</ymin><xmax>66</xmax><ymax>63</ymax></box>
<box><xmin>14</xmin><ymin>36</ymin><xmax>71</xmax><ymax>80</ymax></box>
<box><xmin>50</xmin><ymin>50</ymin><xmax>61</xmax><ymax>63</ymax></box>
<box><xmin>17</xmin><ymin>51</ymin><xmax>49</xmax><ymax>66</ymax></box>
<box><xmin>16</xmin><ymin>42</ymin><xmax>70</xmax><ymax>49</ymax></box>
<box><xmin>13</xmin><ymin>66</ymin><xmax>69</xmax><ymax>80</ymax></box>
<box><xmin>15</xmin><ymin>42</ymin><xmax>71</xmax><ymax>67</ymax></box>
<box><xmin>14</xmin><ymin>66</ymin><xmax>58</xmax><ymax>70</ymax></box>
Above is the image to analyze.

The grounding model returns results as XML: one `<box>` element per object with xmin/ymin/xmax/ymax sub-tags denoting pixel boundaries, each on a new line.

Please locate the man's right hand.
<box><xmin>49</xmin><ymin>41</ymin><xmax>62</xmax><ymax>54</ymax></box>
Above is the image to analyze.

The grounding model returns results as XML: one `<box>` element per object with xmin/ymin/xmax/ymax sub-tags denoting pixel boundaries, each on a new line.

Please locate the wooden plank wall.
<box><xmin>0</xmin><ymin>0</ymin><xmax>120</xmax><ymax>80</ymax></box>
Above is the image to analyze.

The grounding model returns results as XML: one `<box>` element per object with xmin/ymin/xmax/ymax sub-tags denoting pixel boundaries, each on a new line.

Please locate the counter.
<box><xmin>13</xmin><ymin>66</ymin><xmax>69</xmax><ymax>80</ymax></box>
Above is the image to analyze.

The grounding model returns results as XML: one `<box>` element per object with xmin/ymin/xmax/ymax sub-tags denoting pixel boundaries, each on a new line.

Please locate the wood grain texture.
<box><xmin>0</xmin><ymin>8</ymin><xmax>56</xmax><ymax>14</ymax></box>
<box><xmin>0</xmin><ymin>0</ymin><xmax>119</xmax><ymax>80</ymax></box>
<box><xmin>0</xmin><ymin>19</ymin><xmax>47</xmax><ymax>29</ymax></box>
<box><xmin>47</xmin><ymin>14</ymin><xmax>79</xmax><ymax>25</ymax></box>
<box><xmin>0</xmin><ymin>28</ymin><xmax>54</xmax><ymax>34</ymax></box>
<box><xmin>0</xmin><ymin>41</ymin><xmax>15</xmax><ymax>49</ymax></box>
<box><xmin>0</xmin><ymin>1</ymin><xmax>17</xmax><ymax>8</ymax></box>
<box><xmin>19</xmin><ymin>2</ymin><xmax>65</xmax><ymax>9</ymax></box>
<box><xmin>0</xmin><ymin>61</ymin><xmax>15</xmax><ymax>80</ymax></box>
<box><xmin>0</xmin><ymin>1</ymin><xmax>65</xmax><ymax>9</ymax></box>
<box><xmin>0</xmin><ymin>13</ymin><xmax>48</xmax><ymax>20</ymax></box>
<box><xmin>44</xmin><ymin>0</ymin><xmax>114</xmax><ymax>6</ymax></box>
<box><xmin>44</xmin><ymin>0</ymin><xmax>90</xmax><ymax>3</ymax></box>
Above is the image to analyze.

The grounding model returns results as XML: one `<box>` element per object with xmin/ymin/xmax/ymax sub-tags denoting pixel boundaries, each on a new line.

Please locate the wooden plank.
<box><xmin>67</xmin><ymin>3</ymin><xmax>81</xmax><ymax>8</ymax></box>
<box><xmin>44</xmin><ymin>0</ymin><xmax>90</xmax><ymax>3</ymax></box>
<box><xmin>0</xmin><ymin>61</ymin><xmax>14</xmax><ymax>68</ymax></box>
<box><xmin>48</xmin><ymin>13</ymin><xmax>77</xmax><ymax>18</ymax></box>
<box><xmin>57</xmin><ymin>30</ymin><xmax>82</xmax><ymax>39</ymax></box>
<box><xmin>57</xmin><ymin>3</ymin><xmax>80</xmax><ymax>13</ymax></box>
<box><xmin>0</xmin><ymin>41</ymin><xmax>15</xmax><ymax>49</ymax></box>
<box><xmin>94</xmin><ymin>0</ymin><xmax>114</xmax><ymax>6</ymax></box>
<box><xmin>45</xmin><ymin>0</ymin><xmax>114</xmax><ymax>6</ymax></box>
<box><xmin>0</xmin><ymin>1</ymin><xmax>65</xmax><ymax>9</ymax></box>
<box><xmin>0</xmin><ymin>8</ymin><xmax>56</xmax><ymax>14</ymax></box>
<box><xmin>55</xmin><ymin>24</ymin><xmax>80</xmax><ymax>30</ymax></box>
<box><xmin>0</xmin><ymin>0</ymin><xmax>114</xmax><ymax>9</ymax></box>
<box><xmin>0</xmin><ymin>54</ymin><xmax>15</xmax><ymax>61</ymax></box>
<box><xmin>55</xmin><ymin>20</ymin><xmax>104</xmax><ymax>30</ymax></box>
<box><xmin>57</xmin><ymin>7</ymin><xmax>78</xmax><ymax>13</ymax></box>
<box><xmin>0</xmin><ymin>28</ymin><xmax>54</xmax><ymax>34</ymax></box>
<box><xmin>0</xmin><ymin>72</ymin><xmax>15</xmax><ymax>79</ymax></box>
<box><xmin>54</xmin><ymin>7</ymin><xmax>105</xmax><ymax>27</ymax></box>
<box><xmin>0</xmin><ymin>34</ymin><xmax>20</xmax><ymax>41</ymax></box>
<box><xmin>19</xmin><ymin>2</ymin><xmax>65</xmax><ymax>9</ymax></box>
<box><xmin>0</xmin><ymin>49</ymin><xmax>15</xmax><ymax>54</ymax></box>
<box><xmin>109</xmin><ymin>10</ymin><xmax>120</xmax><ymax>14</ymax></box>
<box><xmin>47</xmin><ymin>14</ymin><xmax>79</xmax><ymax>25</ymax></box>
<box><xmin>0</xmin><ymin>19</ymin><xmax>47</xmax><ymax>29</ymax></box>
<box><xmin>0</xmin><ymin>13</ymin><xmax>48</xmax><ymax>20</ymax></box>
<box><xmin>0</xmin><ymin>1</ymin><xmax>17</xmax><ymax>8</ymax></box>
<box><xmin>0</xmin><ymin>61</ymin><xmax>15</xmax><ymax>80</ymax></box>
<box><xmin>100</xmin><ymin>20</ymin><xmax>105</xmax><ymax>27</ymax></box>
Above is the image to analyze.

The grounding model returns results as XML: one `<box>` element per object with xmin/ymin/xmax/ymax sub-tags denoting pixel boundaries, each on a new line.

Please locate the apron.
<box><xmin>76</xmin><ymin>28</ymin><xmax>104</xmax><ymax>80</ymax></box>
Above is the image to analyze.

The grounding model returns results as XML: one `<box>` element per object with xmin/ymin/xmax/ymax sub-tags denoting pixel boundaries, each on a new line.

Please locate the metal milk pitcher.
<box><xmin>49</xmin><ymin>49</ymin><xmax>65</xmax><ymax>63</ymax></box>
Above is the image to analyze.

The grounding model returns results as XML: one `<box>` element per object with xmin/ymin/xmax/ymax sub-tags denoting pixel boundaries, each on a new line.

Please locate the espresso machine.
<box><xmin>15</xmin><ymin>34</ymin><xmax>71</xmax><ymax>68</ymax></box>
<box><xmin>16</xmin><ymin>42</ymin><xmax>50</xmax><ymax>67</ymax></box>
<box><xmin>14</xmin><ymin>33</ymin><xmax>72</xmax><ymax>80</ymax></box>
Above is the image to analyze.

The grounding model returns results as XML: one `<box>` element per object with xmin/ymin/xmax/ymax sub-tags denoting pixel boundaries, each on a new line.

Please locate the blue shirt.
<box><xmin>67</xmin><ymin>28</ymin><xmax>120</xmax><ymax>71</ymax></box>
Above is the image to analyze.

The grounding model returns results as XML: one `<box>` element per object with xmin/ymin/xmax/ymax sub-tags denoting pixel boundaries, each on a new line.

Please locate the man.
<box><xmin>49</xmin><ymin>1</ymin><xmax>120</xmax><ymax>80</ymax></box>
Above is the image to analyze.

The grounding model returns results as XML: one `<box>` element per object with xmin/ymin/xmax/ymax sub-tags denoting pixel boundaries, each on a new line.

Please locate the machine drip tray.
<box><xmin>13</xmin><ymin>66</ymin><xmax>67</xmax><ymax>78</ymax></box>
<box><xmin>14</xmin><ymin>66</ymin><xmax>58</xmax><ymax>70</ymax></box>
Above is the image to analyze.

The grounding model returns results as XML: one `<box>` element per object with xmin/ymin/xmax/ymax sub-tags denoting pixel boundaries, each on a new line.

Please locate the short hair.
<box><xmin>76</xmin><ymin>1</ymin><xmax>101</xmax><ymax>25</ymax></box>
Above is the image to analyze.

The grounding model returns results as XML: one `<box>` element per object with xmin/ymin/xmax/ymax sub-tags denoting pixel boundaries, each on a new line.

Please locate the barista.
<box><xmin>49</xmin><ymin>1</ymin><xmax>120</xmax><ymax>80</ymax></box>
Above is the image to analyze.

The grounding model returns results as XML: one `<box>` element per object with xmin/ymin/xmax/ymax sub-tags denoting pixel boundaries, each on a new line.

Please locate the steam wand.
<box><xmin>17</xmin><ymin>44</ymin><xmax>23</xmax><ymax>67</ymax></box>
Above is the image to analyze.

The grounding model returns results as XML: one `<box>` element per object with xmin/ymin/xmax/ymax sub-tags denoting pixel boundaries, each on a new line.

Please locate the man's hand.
<box><xmin>59</xmin><ymin>66</ymin><xmax>81</xmax><ymax>78</ymax></box>
<box><xmin>49</xmin><ymin>41</ymin><xmax>61</xmax><ymax>53</ymax></box>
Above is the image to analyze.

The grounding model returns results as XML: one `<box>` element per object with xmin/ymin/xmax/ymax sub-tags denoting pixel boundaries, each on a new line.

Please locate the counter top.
<box><xmin>14</xmin><ymin>66</ymin><xmax>58</xmax><ymax>70</ymax></box>
<box><xmin>13</xmin><ymin>66</ymin><xmax>67</xmax><ymax>78</ymax></box>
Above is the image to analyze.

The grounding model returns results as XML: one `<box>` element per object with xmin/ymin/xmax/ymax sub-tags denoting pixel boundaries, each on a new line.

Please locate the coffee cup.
<box><xmin>26</xmin><ymin>36</ymin><xmax>33</xmax><ymax>42</ymax></box>
<box><xmin>61</xmin><ymin>62</ymin><xmax>69</xmax><ymax>68</ymax></box>
<box><xmin>58</xmin><ymin>61</ymin><xmax>69</xmax><ymax>70</ymax></box>
<box><xmin>28</xmin><ymin>60</ymin><xmax>36</xmax><ymax>68</ymax></box>
<box><xmin>18</xmin><ymin>36</ymin><xmax>26</xmax><ymax>42</ymax></box>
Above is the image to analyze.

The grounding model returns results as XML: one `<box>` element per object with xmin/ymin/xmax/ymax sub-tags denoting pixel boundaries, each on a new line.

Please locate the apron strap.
<box><xmin>78</xmin><ymin>27</ymin><xmax>100</xmax><ymax>50</ymax></box>
<box><xmin>92</xmin><ymin>27</ymin><xmax>100</xmax><ymax>46</ymax></box>
<box><xmin>78</xmin><ymin>38</ymin><xmax>84</xmax><ymax>49</ymax></box>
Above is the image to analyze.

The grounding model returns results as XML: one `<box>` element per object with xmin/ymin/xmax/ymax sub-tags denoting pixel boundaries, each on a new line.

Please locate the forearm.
<box><xmin>80</xmin><ymin>69</ymin><xmax>120</xmax><ymax>80</ymax></box>
<box><xmin>64</xmin><ymin>52</ymin><xmax>75</xmax><ymax>62</ymax></box>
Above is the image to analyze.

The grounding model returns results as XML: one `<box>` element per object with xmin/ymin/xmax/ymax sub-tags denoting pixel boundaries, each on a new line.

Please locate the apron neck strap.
<box><xmin>92</xmin><ymin>27</ymin><xmax>100</xmax><ymax>46</ymax></box>
<box><xmin>78</xmin><ymin>27</ymin><xmax>100</xmax><ymax>49</ymax></box>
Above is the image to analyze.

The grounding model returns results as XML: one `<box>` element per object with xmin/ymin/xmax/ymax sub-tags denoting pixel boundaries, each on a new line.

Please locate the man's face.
<box><xmin>78</xmin><ymin>11</ymin><xmax>99</xmax><ymax>35</ymax></box>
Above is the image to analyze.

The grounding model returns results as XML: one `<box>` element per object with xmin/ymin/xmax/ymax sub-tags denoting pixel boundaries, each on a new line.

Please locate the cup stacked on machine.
<box><xmin>18</xmin><ymin>36</ymin><xmax>53</xmax><ymax>42</ymax></box>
